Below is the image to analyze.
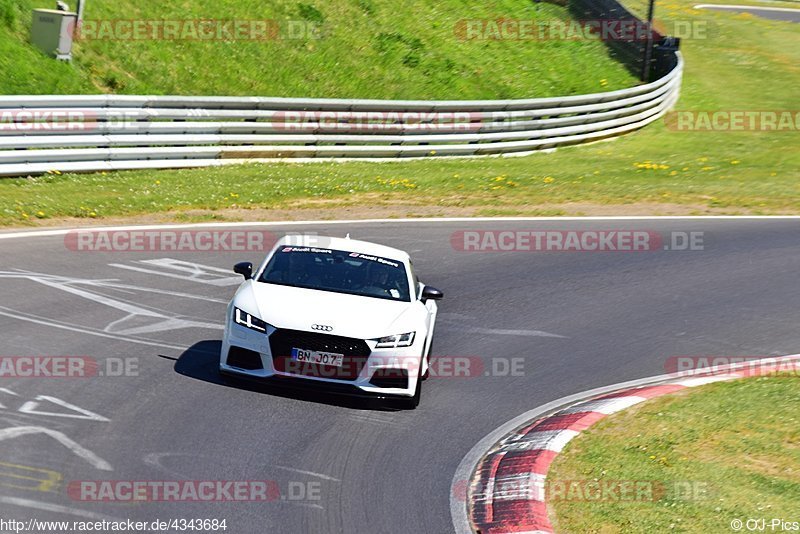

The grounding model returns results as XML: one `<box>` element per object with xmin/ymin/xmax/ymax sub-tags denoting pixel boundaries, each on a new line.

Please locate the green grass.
<box><xmin>2</xmin><ymin>143</ymin><xmax>799</xmax><ymax>224</ymax></box>
<box><xmin>0</xmin><ymin>0</ymin><xmax>636</xmax><ymax>98</ymax></box>
<box><xmin>0</xmin><ymin>0</ymin><xmax>798</xmax><ymax>225</ymax></box>
<box><xmin>548</xmin><ymin>375</ymin><xmax>800</xmax><ymax>533</ymax></box>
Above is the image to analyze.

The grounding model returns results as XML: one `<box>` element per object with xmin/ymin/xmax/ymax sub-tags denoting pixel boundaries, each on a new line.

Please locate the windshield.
<box><xmin>259</xmin><ymin>246</ymin><xmax>411</xmax><ymax>302</ymax></box>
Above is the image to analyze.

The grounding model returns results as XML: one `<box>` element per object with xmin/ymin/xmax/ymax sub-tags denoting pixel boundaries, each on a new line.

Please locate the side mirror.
<box><xmin>233</xmin><ymin>261</ymin><xmax>253</xmax><ymax>280</ymax></box>
<box><xmin>421</xmin><ymin>285</ymin><xmax>444</xmax><ymax>301</ymax></box>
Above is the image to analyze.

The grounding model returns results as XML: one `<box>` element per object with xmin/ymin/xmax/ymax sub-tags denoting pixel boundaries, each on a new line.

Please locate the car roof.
<box><xmin>274</xmin><ymin>234</ymin><xmax>410</xmax><ymax>263</ymax></box>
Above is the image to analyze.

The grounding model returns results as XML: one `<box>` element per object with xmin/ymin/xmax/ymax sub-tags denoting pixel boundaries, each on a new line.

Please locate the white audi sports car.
<box><xmin>220</xmin><ymin>234</ymin><xmax>443</xmax><ymax>409</ymax></box>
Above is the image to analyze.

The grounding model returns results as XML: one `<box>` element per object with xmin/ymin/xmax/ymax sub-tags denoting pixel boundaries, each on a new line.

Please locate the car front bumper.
<box><xmin>220</xmin><ymin>321</ymin><xmax>424</xmax><ymax>398</ymax></box>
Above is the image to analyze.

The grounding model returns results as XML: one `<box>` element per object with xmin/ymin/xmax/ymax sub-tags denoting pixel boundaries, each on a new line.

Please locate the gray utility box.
<box><xmin>31</xmin><ymin>9</ymin><xmax>77</xmax><ymax>60</ymax></box>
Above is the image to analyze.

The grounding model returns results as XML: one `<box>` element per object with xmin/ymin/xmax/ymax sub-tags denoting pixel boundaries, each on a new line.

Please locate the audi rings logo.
<box><xmin>311</xmin><ymin>324</ymin><xmax>333</xmax><ymax>332</ymax></box>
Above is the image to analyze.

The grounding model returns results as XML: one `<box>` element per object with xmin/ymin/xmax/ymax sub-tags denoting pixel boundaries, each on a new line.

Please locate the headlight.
<box><xmin>373</xmin><ymin>332</ymin><xmax>415</xmax><ymax>348</ymax></box>
<box><xmin>233</xmin><ymin>307</ymin><xmax>268</xmax><ymax>333</ymax></box>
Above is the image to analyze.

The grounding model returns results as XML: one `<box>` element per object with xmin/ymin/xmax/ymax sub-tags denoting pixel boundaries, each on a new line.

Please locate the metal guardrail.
<box><xmin>0</xmin><ymin>53</ymin><xmax>682</xmax><ymax>177</ymax></box>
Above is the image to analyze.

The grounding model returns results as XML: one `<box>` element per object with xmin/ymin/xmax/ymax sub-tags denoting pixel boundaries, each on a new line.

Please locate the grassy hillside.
<box><xmin>1</xmin><ymin>0</ymin><xmax>798</xmax><ymax>224</ymax></box>
<box><xmin>0</xmin><ymin>0</ymin><xmax>637</xmax><ymax>98</ymax></box>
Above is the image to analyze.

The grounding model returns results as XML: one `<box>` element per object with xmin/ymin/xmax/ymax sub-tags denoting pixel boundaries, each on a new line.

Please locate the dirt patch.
<box><xmin>0</xmin><ymin>201</ymin><xmax>762</xmax><ymax>231</ymax></box>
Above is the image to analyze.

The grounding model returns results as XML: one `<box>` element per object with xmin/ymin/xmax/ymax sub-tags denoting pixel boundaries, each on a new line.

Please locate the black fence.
<box><xmin>562</xmin><ymin>0</ymin><xmax>680</xmax><ymax>81</ymax></box>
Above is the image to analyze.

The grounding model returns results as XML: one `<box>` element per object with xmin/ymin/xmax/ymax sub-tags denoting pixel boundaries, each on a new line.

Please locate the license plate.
<box><xmin>291</xmin><ymin>348</ymin><xmax>345</xmax><ymax>367</ymax></box>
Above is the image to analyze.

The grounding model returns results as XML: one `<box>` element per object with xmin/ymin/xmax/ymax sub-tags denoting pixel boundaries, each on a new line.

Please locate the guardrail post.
<box><xmin>641</xmin><ymin>0</ymin><xmax>657</xmax><ymax>81</ymax></box>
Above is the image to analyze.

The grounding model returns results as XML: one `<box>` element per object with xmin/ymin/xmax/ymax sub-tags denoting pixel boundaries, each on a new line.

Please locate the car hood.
<box><xmin>233</xmin><ymin>280</ymin><xmax>420</xmax><ymax>339</ymax></box>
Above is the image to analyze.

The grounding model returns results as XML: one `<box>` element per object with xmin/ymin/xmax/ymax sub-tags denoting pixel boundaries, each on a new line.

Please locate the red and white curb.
<box><xmin>453</xmin><ymin>354</ymin><xmax>800</xmax><ymax>534</ymax></box>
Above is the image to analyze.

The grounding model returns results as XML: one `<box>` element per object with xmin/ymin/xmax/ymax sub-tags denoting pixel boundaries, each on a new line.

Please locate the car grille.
<box><xmin>269</xmin><ymin>329</ymin><xmax>371</xmax><ymax>381</ymax></box>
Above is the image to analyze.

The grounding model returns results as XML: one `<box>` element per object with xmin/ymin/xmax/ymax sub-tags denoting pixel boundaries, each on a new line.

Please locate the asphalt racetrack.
<box><xmin>1</xmin><ymin>218</ymin><xmax>799</xmax><ymax>533</ymax></box>
<box><xmin>695</xmin><ymin>4</ymin><xmax>800</xmax><ymax>22</ymax></box>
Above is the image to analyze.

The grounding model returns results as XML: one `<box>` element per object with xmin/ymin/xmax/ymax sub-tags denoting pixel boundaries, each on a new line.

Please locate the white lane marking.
<box><xmin>103</xmin><ymin>316</ymin><xmax>222</xmax><ymax>336</ymax></box>
<box><xmin>0</xmin><ymin>270</ymin><xmax>227</xmax><ymax>304</ymax></box>
<box><xmin>274</xmin><ymin>466</ymin><xmax>341</xmax><ymax>482</ymax></box>
<box><xmin>438</xmin><ymin>314</ymin><xmax>566</xmax><ymax>339</ymax></box>
<box><xmin>0</xmin><ymin>426</ymin><xmax>112</xmax><ymax>471</ymax></box>
<box><xmin>3</xmin><ymin>216</ymin><xmax>800</xmax><ymax>240</ymax></box>
<box><xmin>282</xmin><ymin>501</ymin><xmax>325</xmax><ymax>510</ymax></box>
<box><xmin>0</xmin><ymin>389</ymin><xmax>19</xmax><ymax>410</ymax></box>
<box><xmin>142</xmin><ymin>452</ymin><xmax>215</xmax><ymax>478</ymax></box>
<box><xmin>347</xmin><ymin>412</ymin><xmax>404</xmax><ymax>426</ymax></box>
<box><xmin>0</xmin><ymin>496</ymin><xmax>122</xmax><ymax>520</ymax></box>
<box><xmin>466</xmin><ymin>326</ymin><xmax>566</xmax><ymax>339</ymax></box>
<box><xmin>675</xmin><ymin>374</ymin><xmax>741</xmax><ymax>387</ymax></box>
<box><xmin>0</xmin><ymin>306</ymin><xmax>187</xmax><ymax>351</ymax></box>
<box><xmin>108</xmin><ymin>262</ymin><xmax>238</xmax><ymax>285</ymax></box>
<box><xmin>29</xmin><ymin>275</ymin><xmax>222</xmax><ymax>334</ymax></box>
<box><xmin>450</xmin><ymin>354</ymin><xmax>800</xmax><ymax>534</ymax></box>
<box><xmin>77</xmin><ymin>278</ymin><xmax>228</xmax><ymax>303</ymax></box>
<box><xmin>32</xmin><ymin>276</ymin><xmax>165</xmax><ymax>318</ymax></box>
<box><xmin>695</xmin><ymin>3</ymin><xmax>800</xmax><ymax>12</ymax></box>
<box><xmin>110</xmin><ymin>259</ymin><xmax>242</xmax><ymax>287</ymax></box>
<box><xmin>18</xmin><ymin>396</ymin><xmax>110</xmax><ymax>422</ymax></box>
<box><xmin>498</xmin><ymin>429</ymin><xmax>579</xmax><ymax>453</ymax></box>
<box><xmin>558</xmin><ymin>395</ymin><xmax>647</xmax><ymax>415</ymax></box>
<box><xmin>142</xmin><ymin>258</ymin><xmax>236</xmax><ymax>275</ymax></box>
<box><xmin>0</xmin><ymin>271</ymin><xmax>222</xmax><ymax>336</ymax></box>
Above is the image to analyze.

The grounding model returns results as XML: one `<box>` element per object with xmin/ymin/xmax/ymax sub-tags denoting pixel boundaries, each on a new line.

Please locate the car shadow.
<box><xmin>171</xmin><ymin>340</ymin><xmax>401</xmax><ymax>411</ymax></box>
